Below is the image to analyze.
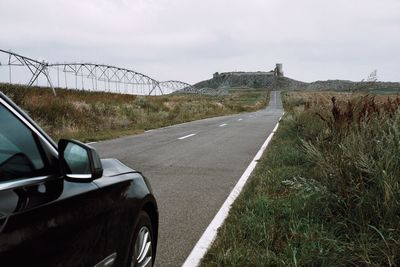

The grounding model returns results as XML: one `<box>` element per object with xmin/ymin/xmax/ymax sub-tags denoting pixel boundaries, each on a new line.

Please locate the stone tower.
<box><xmin>274</xmin><ymin>63</ymin><xmax>284</xmax><ymax>77</ymax></box>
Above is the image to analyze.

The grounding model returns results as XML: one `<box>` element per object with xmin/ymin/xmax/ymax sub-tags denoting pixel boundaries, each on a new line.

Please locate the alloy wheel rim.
<box><xmin>131</xmin><ymin>226</ymin><xmax>152</xmax><ymax>267</ymax></box>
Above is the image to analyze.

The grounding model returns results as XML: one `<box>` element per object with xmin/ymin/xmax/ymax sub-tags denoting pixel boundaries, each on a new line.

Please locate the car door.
<box><xmin>0</xmin><ymin>99</ymin><xmax>111</xmax><ymax>267</ymax></box>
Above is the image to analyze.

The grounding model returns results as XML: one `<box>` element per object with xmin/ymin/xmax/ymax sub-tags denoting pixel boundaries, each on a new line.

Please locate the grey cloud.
<box><xmin>0</xmin><ymin>0</ymin><xmax>399</xmax><ymax>83</ymax></box>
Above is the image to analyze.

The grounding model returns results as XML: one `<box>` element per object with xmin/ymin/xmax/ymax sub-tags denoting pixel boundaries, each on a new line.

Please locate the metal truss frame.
<box><xmin>49</xmin><ymin>63</ymin><xmax>162</xmax><ymax>95</ymax></box>
<box><xmin>0</xmin><ymin>49</ymin><xmax>195</xmax><ymax>96</ymax></box>
<box><xmin>158</xmin><ymin>80</ymin><xmax>196</xmax><ymax>94</ymax></box>
<box><xmin>0</xmin><ymin>48</ymin><xmax>56</xmax><ymax>95</ymax></box>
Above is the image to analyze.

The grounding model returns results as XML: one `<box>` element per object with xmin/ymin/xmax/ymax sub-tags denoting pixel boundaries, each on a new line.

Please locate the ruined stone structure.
<box><xmin>274</xmin><ymin>63</ymin><xmax>284</xmax><ymax>77</ymax></box>
<box><xmin>212</xmin><ymin>64</ymin><xmax>284</xmax><ymax>79</ymax></box>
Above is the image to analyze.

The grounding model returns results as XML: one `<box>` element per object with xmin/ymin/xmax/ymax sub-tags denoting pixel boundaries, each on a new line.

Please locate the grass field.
<box><xmin>0</xmin><ymin>84</ymin><xmax>269</xmax><ymax>142</ymax></box>
<box><xmin>201</xmin><ymin>91</ymin><xmax>400</xmax><ymax>266</ymax></box>
<box><xmin>228</xmin><ymin>88</ymin><xmax>271</xmax><ymax>106</ymax></box>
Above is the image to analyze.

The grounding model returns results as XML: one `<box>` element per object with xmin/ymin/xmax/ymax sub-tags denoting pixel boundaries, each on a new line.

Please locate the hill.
<box><xmin>193</xmin><ymin>71</ymin><xmax>400</xmax><ymax>92</ymax></box>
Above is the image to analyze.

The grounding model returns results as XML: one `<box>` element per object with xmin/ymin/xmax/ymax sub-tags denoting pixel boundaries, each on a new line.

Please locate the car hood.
<box><xmin>101</xmin><ymin>158</ymin><xmax>138</xmax><ymax>177</ymax></box>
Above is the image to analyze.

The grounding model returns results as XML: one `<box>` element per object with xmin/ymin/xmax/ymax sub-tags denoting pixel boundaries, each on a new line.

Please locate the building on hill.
<box><xmin>274</xmin><ymin>63</ymin><xmax>284</xmax><ymax>77</ymax></box>
<box><xmin>212</xmin><ymin>64</ymin><xmax>284</xmax><ymax>79</ymax></box>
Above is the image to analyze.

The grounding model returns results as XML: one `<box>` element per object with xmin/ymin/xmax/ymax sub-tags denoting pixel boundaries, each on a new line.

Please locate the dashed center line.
<box><xmin>219</xmin><ymin>123</ymin><xmax>228</xmax><ymax>127</ymax></box>
<box><xmin>238</xmin><ymin>118</ymin><xmax>243</xmax><ymax>121</ymax></box>
<box><xmin>178</xmin><ymin>133</ymin><xmax>196</xmax><ymax>140</ymax></box>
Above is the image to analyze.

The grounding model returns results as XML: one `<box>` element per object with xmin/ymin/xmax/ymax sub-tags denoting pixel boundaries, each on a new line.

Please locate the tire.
<box><xmin>128</xmin><ymin>211</ymin><xmax>154</xmax><ymax>267</ymax></box>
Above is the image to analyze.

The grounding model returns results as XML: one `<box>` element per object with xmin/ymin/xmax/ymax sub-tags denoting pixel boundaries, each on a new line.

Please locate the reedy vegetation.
<box><xmin>0</xmin><ymin>84</ymin><xmax>268</xmax><ymax>142</ymax></box>
<box><xmin>202</xmin><ymin>91</ymin><xmax>400</xmax><ymax>266</ymax></box>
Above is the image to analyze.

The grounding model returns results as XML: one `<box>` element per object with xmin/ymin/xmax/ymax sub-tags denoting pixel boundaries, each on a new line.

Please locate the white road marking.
<box><xmin>178</xmin><ymin>133</ymin><xmax>196</xmax><ymax>140</ymax></box>
<box><xmin>145</xmin><ymin>129</ymin><xmax>154</xmax><ymax>133</ymax></box>
<box><xmin>219</xmin><ymin>123</ymin><xmax>227</xmax><ymax>127</ymax></box>
<box><xmin>238</xmin><ymin>118</ymin><xmax>243</xmax><ymax>121</ymax></box>
<box><xmin>182</xmin><ymin>113</ymin><xmax>284</xmax><ymax>267</ymax></box>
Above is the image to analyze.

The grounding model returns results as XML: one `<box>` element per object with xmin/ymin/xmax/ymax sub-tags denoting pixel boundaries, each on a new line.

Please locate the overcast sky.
<box><xmin>0</xmin><ymin>0</ymin><xmax>399</xmax><ymax>84</ymax></box>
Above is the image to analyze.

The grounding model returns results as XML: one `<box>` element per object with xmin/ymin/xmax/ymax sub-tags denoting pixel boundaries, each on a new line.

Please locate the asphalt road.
<box><xmin>94</xmin><ymin>91</ymin><xmax>283</xmax><ymax>266</ymax></box>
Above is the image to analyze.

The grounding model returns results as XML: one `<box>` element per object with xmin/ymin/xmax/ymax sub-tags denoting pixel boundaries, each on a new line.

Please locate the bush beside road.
<box><xmin>0</xmin><ymin>84</ymin><xmax>269</xmax><ymax>142</ymax></box>
<box><xmin>201</xmin><ymin>91</ymin><xmax>400</xmax><ymax>266</ymax></box>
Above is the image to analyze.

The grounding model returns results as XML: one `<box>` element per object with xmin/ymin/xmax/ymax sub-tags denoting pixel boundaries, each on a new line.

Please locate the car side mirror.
<box><xmin>58</xmin><ymin>139</ymin><xmax>103</xmax><ymax>182</ymax></box>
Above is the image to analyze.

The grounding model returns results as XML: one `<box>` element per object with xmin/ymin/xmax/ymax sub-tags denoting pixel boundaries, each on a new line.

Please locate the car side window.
<box><xmin>0</xmin><ymin>103</ymin><xmax>47</xmax><ymax>181</ymax></box>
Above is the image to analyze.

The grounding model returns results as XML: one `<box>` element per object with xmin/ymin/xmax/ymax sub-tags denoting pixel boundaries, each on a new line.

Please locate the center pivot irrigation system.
<box><xmin>0</xmin><ymin>49</ymin><xmax>196</xmax><ymax>96</ymax></box>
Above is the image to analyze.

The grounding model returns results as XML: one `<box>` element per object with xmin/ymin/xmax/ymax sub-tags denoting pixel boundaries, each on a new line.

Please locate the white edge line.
<box><xmin>238</xmin><ymin>118</ymin><xmax>243</xmax><ymax>121</ymax></box>
<box><xmin>182</xmin><ymin>113</ymin><xmax>284</xmax><ymax>267</ymax></box>
<box><xmin>219</xmin><ymin>123</ymin><xmax>227</xmax><ymax>127</ymax></box>
<box><xmin>178</xmin><ymin>133</ymin><xmax>196</xmax><ymax>140</ymax></box>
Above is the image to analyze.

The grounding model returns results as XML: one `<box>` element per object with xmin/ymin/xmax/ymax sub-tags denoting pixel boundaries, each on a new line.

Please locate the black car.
<box><xmin>0</xmin><ymin>91</ymin><xmax>158</xmax><ymax>267</ymax></box>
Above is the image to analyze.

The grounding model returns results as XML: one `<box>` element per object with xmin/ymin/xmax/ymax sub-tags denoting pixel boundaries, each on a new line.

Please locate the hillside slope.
<box><xmin>194</xmin><ymin>72</ymin><xmax>306</xmax><ymax>90</ymax></box>
<box><xmin>194</xmin><ymin>72</ymin><xmax>400</xmax><ymax>92</ymax></box>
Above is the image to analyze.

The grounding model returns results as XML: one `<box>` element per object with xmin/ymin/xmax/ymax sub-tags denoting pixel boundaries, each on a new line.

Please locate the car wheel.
<box><xmin>129</xmin><ymin>211</ymin><xmax>154</xmax><ymax>267</ymax></box>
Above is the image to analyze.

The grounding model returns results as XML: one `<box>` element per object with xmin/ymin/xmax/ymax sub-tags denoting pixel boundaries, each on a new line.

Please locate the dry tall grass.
<box><xmin>1</xmin><ymin>84</ymin><xmax>268</xmax><ymax>141</ymax></box>
<box><xmin>202</xmin><ymin>90</ymin><xmax>400</xmax><ymax>266</ymax></box>
<box><xmin>284</xmin><ymin>91</ymin><xmax>400</xmax><ymax>265</ymax></box>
